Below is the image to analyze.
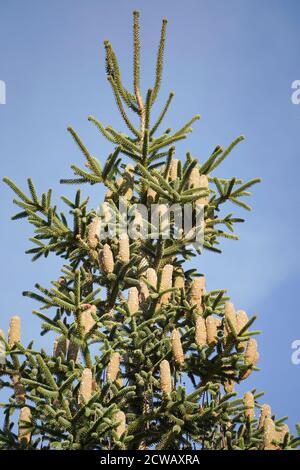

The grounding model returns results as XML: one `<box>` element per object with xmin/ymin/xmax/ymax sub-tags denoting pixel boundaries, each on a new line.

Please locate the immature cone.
<box><xmin>174</xmin><ymin>269</ymin><xmax>185</xmax><ymax>289</ymax></box>
<box><xmin>171</xmin><ymin>329</ymin><xmax>185</xmax><ymax>364</ymax></box>
<box><xmin>128</xmin><ymin>287</ymin><xmax>139</xmax><ymax>315</ymax></box>
<box><xmin>0</xmin><ymin>329</ymin><xmax>5</xmax><ymax>362</ymax></box>
<box><xmin>160</xmin><ymin>359</ymin><xmax>172</xmax><ymax>394</ymax></box>
<box><xmin>190</xmin><ymin>277</ymin><xmax>205</xmax><ymax>307</ymax></box>
<box><xmin>277</xmin><ymin>423</ymin><xmax>289</xmax><ymax>442</ymax></box>
<box><xmin>99</xmin><ymin>244</ymin><xmax>114</xmax><ymax>274</ymax></box>
<box><xmin>123</xmin><ymin>164</ymin><xmax>134</xmax><ymax>200</ymax></box>
<box><xmin>243</xmin><ymin>391</ymin><xmax>255</xmax><ymax>420</ymax></box>
<box><xmin>224</xmin><ymin>302</ymin><xmax>237</xmax><ymax>336</ymax></box>
<box><xmin>18</xmin><ymin>407</ymin><xmax>31</xmax><ymax>443</ymax></box>
<box><xmin>159</xmin><ymin>264</ymin><xmax>173</xmax><ymax>304</ymax></box>
<box><xmin>245</xmin><ymin>338</ymin><xmax>258</xmax><ymax>366</ymax></box>
<box><xmin>118</xmin><ymin>233</ymin><xmax>130</xmax><ymax>263</ymax></box>
<box><xmin>81</xmin><ymin>304</ymin><xmax>97</xmax><ymax>334</ymax></box>
<box><xmin>53</xmin><ymin>337</ymin><xmax>67</xmax><ymax>358</ymax></box>
<box><xmin>195</xmin><ymin>316</ymin><xmax>207</xmax><ymax>347</ymax></box>
<box><xmin>197</xmin><ymin>174</ymin><xmax>209</xmax><ymax>205</ymax></box>
<box><xmin>8</xmin><ymin>316</ymin><xmax>21</xmax><ymax>348</ymax></box>
<box><xmin>107</xmin><ymin>352</ymin><xmax>120</xmax><ymax>382</ymax></box>
<box><xmin>169</xmin><ymin>159</ymin><xmax>179</xmax><ymax>181</ymax></box>
<box><xmin>115</xmin><ymin>410</ymin><xmax>126</xmax><ymax>439</ymax></box>
<box><xmin>189</xmin><ymin>167</ymin><xmax>201</xmax><ymax>188</ymax></box>
<box><xmin>146</xmin><ymin>268</ymin><xmax>157</xmax><ymax>290</ymax></box>
<box><xmin>206</xmin><ymin>316</ymin><xmax>218</xmax><ymax>346</ymax></box>
<box><xmin>87</xmin><ymin>216</ymin><xmax>101</xmax><ymax>249</ymax></box>
<box><xmin>236</xmin><ymin>309</ymin><xmax>249</xmax><ymax>351</ymax></box>
<box><xmin>79</xmin><ymin>368</ymin><xmax>93</xmax><ymax>404</ymax></box>
<box><xmin>12</xmin><ymin>373</ymin><xmax>25</xmax><ymax>404</ymax></box>
<box><xmin>263</xmin><ymin>417</ymin><xmax>276</xmax><ymax>449</ymax></box>
<box><xmin>258</xmin><ymin>404</ymin><xmax>272</xmax><ymax>428</ymax></box>
<box><xmin>139</xmin><ymin>279</ymin><xmax>149</xmax><ymax>302</ymax></box>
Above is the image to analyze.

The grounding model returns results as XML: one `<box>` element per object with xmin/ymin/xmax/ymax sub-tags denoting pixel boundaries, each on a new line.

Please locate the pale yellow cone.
<box><xmin>18</xmin><ymin>407</ymin><xmax>31</xmax><ymax>443</ymax></box>
<box><xmin>128</xmin><ymin>287</ymin><xmax>139</xmax><ymax>315</ymax></box>
<box><xmin>259</xmin><ymin>404</ymin><xmax>272</xmax><ymax>428</ymax></box>
<box><xmin>146</xmin><ymin>268</ymin><xmax>157</xmax><ymax>290</ymax></box>
<box><xmin>195</xmin><ymin>316</ymin><xmax>207</xmax><ymax>347</ymax></box>
<box><xmin>107</xmin><ymin>352</ymin><xmax>120</xmax><ymax>382</ymax></box>
<box><xmin>169</xmin><ymin>159</ymin><xmax>179</xmax><ymax>181</ymax></box>
<box><xmin>119</xmin><ymin>233</ymin><xmax>130</xmax><ymax>263</ymax></box>
<box><xmin>81</xmin><ymin>305</ymin><xmax>97</xmax><ymax>334</ymax></box>
<box><xmin>263</xmin><ymin>417</ymin><xmax>276</xmax><ymax>449</ymax></box>
<box><xmin>277</xmin><ymin>423</ymin><xmax>289</xmax><ymax>442</ymax></box>
<box><xmin>8</xmin><ymin>316</ymin><xmax>21</xmax><ymax>348</ymax></box>
<box><xmin>87</xmin><ymin>216</ymin><xmax>101</xmax><ymax>249</ymax></box>
<box><xmin>197</xmin><ymin>174</ymin><xmax>209</xmax><ymax>205</ymax></box>
<box><xmin>189</xmin><ymin>167</ymin><xmax>201</xmax><ymax>188</ymax></box>
<box><xmin>245</xmin><ymin>338</ymin><xmax>258</xmax><ymax>366</ymax></box>
<box><xmin>171</xmin><ymin>329</ymin><xmax>185</xmax><ymax>364</ymax></box>
<box><xmin>174</xmin><ymin>269</ymin><xmax>185</xmax><ymax>289</ymax></box>
<box><xmin>115</xmin><ymin>410</ymin><xmax>126</xmax><ymax>438</ymax></box>
<box><xmin>139</xmin><ymin>279</ymin><xmax>150</xmax><ymax>302</ymax></box>
<box><xmin>224</xmin><ymin>302</ymin><xmax>237</xmax><ymax>336</ymax></box>
<box><xmin>190</xmin><ymin>277</ymin><xmax>205</xmax><ymax>307</ymax></box>
<box><xmin>206</xmin><ymin>316</ymin><xmax>218</xmax><ymax>346</ymax></box>
<box><xmin>236</xmin><ymin>309</ymin><xmax>249</xmax><ymax>351</ymax></box>
<box><xmin>12</xmin><ymin>373</ymin><xmax>25</xmax><ymax>404</ymax></box>
<box><xmin>159</xmin><ymin>264</ymin><xmax>173</xmax><ymax>304</ymax></box>
<box><xmin>160</xmin><ymin>359</ymin><xmax>172</xmax><ymax>394</ymax></box>
<box><xmin>99</xmin><ymin>244</ymin><xmax>114</xmax><ymax>274</ymax></box>
<box><xmin>243</xmin><ymin>391</ymin><xmax>255</xmax><ymax>420</ymax></box>
<box><xmin>79</xmin><ymin>368</ymin><xmax>93</xmax><ymax>404</ymax></box>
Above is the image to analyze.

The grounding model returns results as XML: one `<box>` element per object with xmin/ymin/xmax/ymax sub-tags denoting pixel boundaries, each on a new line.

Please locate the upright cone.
<box><xmin>195</xmin><ymin>316</ymin><xmax>207</xmax><ymax>347</ymax></box>
<box><xmin>160</xmin><ymin>359</ymin><xmax>172</xmax><ymax>394</ymax></box>
<box><xmin>79</xmin><ymin>368</ymin><xmax>93</xmax><ymax>404</ymax></box>
<box><xmin>8</xmin><ymin>316</ymin><xmax>21</xmax><ymax>348</ymax></box>
<box><xmin>87</xmin><ymin>216</ymin><xmax>101</xmax><ymax>249</ymax></box>
<box><xmin>119</xmin><ymin>233</ymin><xmax>130</xmax><ymax>263</ymax></box>
<box><xmin>107</xmin><ymin>352</ymin><xmax>120</xmax><ymax>382</ymax></box>
<box><xmin>159</xmin><ymin>264</ymin><xmax>173</xmax><ymax>304</ymax></box>
<box><xmin>128</xmin><ymin>287</ymin><xmax>139</xmax><ymax>315</ymax></box>
<box><xmin>115</xmin><ymin>410</ymin><xmax>126</xmax><ymax>439</ymax></box>
<box><xmin>99</xmin><ymin>244</ymin><xmax>114</xmax><ymax>274</ymax></box>
<box><xmin>243</xmin><ymin>391</ymin><xmax>255</xmax><ymax>420</ymax></box>
<box><xmin>171</xmin><ymin>329</ymin><xmax>185</xmax><ymax>364</ymax></box>
<box><xmin>18</xmin><ymin>407</ymin><xmax>32</xmax><ymax>443</ymax></box>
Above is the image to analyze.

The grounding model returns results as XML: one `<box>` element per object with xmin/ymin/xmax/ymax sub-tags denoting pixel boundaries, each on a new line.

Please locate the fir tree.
<box><xmin>1</xmin><ymin>11</ymin><xmax>299</xmax><ymax>450</ymax></box>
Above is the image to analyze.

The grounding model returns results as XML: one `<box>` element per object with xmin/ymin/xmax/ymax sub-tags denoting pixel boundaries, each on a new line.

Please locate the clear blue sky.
<box><xmin>1</xmin><ymin>0</ymin><xmax>300</xmax><ymax>428</ymax></box>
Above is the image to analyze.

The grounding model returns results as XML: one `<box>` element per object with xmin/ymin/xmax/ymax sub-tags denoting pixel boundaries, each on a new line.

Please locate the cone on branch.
<box><xmin>195</xmin><ymin>316</ymin><xmax>207</xmax><ymax>347</ymax></box>
<box><xmin>87</xmin><ymin>216</ymin><xmax>101</xmax><ymax>249</ymax></box>
<box><xmin>115</xmin><ymin>410</ymin><xmax>126</xmax><ymax>439</ymax></box>
<box><xmin>107</xmin><ymin>352</ymin><xmax>121</xmax><ymax>382</ymax></box>
<box><xmin>263</xmin><ymin>417</ymin><xmax>276</xmax><ymax>449</ymax></box>
<box><xmin>206</xmin><ymin>316</ymin><xmax>218</xmax><ymax>346</ymax></box>
<box><xmin>159</xmin><ymin>264</ymin><xmax>173</xmax><ymax>304</ymax></box>
<box><xmin>8</xmin><ymin>316</ymin><xmax>21</xmax><ymax>348</ymax></box>
<box><xmin>99</xmin><ymin>244</ymin><xmax>114</xmax><ymax>274</ymax></box>
<box><xmin>190</xmin><ymin>276</ymin><xmax>205</xmax><ymax>309</ymax></box>
<box><xmin>160</xmin><ymin>359</ymin><xmax>172</xmax><ymax>394</ymax></box>
<box><xmin>80</xmin><ymin>304</ymin><xmax>97</xmax><ymax>334</ymax></box>
<box><xmin>258</xmin><ymin>404</ymin><xmax>272</xmax><ymax>428</ymax></box>
<box><xmin>169</xmin><ymin>159</ymin><xmax>179</xmax><ymax>181</ymax></box>
<box><xmin>243</xmin><ymin>391</ymin><xmax>255</xmax><ymax>420</ymax></box>
<box><xmin>146</xmin><ymin>268</ymin><xmax>157</xmax><ymax>290</ymax></box>
<box><xmin>118</xmin><ymin>233</ymin><xmax>130</xmax><ymax>263</ymax></box>
<box><xmin>224</xmin><ymin>302</ymin><xmax>237</xmax><ymax>337</ymax></box>
<box><xmin>79</xmin><ymin>368</ymin><xmax>93</xmax><ymax>404</ymax></box>
<box><xmin>236</xmin><ymin>309</ymin><xmax>249</xmax><ymax>351</ymax></box>
<box><xmin>128</xmin><ymin>287</ymin><xmax>139</xmax><ymax>315</ymax></box>
<box><xmin>171</xmin><ymin>329</ymin><xmax>185</xmax><ymax>364</ymax></box>
<box><xmin>174</xmin><ymin>268</ymin><xmax>185</xmax><ymax>289</ymax></box>
<box><xmin>18</xmin><ymin>407</ymin><xmax>32</xmax><ymax>444</ymax></box>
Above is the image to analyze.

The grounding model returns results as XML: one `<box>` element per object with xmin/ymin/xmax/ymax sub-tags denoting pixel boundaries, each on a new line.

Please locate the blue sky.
<box><xmin>1</xmin><ymin>0</ymin><xmax>300</xmax><ymax>428</ymax></box>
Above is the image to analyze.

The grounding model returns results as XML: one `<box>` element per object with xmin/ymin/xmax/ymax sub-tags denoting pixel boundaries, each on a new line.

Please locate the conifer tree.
<box><xmin>1</xmin><ymin>11</ymin><xmax>299</xmax><ymax>450</ymax></box>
